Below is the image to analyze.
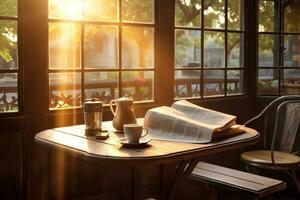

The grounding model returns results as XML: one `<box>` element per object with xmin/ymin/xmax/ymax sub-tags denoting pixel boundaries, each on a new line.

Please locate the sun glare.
<box><xmin>50</xmin><ymin>0</ymin><xmax>83</xmax><ymax>20</ymax></box>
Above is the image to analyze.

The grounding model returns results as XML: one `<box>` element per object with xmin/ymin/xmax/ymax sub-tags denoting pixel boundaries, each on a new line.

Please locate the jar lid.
<box><xmin>83</xmin><ymin>101</ymin><xmax>103</xmax><ymax>112</ymax></box>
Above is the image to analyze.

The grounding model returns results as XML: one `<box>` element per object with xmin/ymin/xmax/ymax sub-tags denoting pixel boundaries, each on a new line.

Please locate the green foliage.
<box><xmin>122</xmin><ymin>0</ymin><xmax>153</xmax><ymax>23</ymax></box>
<box><xmin>0</xmin><ymin>0</ymin><xmax>17</xmax><ymax>17</ymax></box>
<box><xmin>0</xmin><ymin>1</ymin><xmax>17</xmax><ymax>67</ymax></box>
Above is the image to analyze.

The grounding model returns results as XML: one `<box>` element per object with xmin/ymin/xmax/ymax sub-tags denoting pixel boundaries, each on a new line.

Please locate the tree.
<box><xmin>175</xmin><ymin>0</ymin><xmax>243</xmax><ymax>68</ymax></box>
<box><xmin>0</xmin><ymin>0</ymin><xmax>17</xmax><ymax>69</ymax></box>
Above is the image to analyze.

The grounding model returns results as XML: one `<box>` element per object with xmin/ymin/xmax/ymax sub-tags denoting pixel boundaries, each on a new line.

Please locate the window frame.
<box><xmin>174</xmin><ymin>0</ymin><xmax>246</xmax><ymax>100</ymax></box>
<box><xmin>257</xmin><ymin>0</ymin><xmax>300</xmax><ymax>96</ymax></box>
<box><xmin>0</xmin><ymin>0</ymin><xmax>22</xmax><ymax>117</ymax></box>
<box><xmin>47</xmin><ymin>0</ymin><xmax>157</xmax><ymax>112</ymax></box>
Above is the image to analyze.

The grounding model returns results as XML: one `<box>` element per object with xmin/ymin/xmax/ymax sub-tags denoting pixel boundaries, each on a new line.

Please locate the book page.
<box><xmin>144</xmin><ymin>106</ymin><xmax>217</xmax><ymax>143</ymax></box>
<box><xmin>143</xmin><ymin>100</ymin><xmax>240</xmax><ymax>143</ymax></box>
<box><xmin>171</xmin><ymin>100</ymin><xmax>236</xmax><ymax>130</ymax></box>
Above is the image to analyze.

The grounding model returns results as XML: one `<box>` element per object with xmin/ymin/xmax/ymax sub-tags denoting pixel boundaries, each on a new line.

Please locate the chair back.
<box><xmin>273</xmin><ymin>100</ymin><xmax>300</xmax><ymax>154</ymax></box>
<box><xmin>244</xmin><ymin>95</ymin><xmax>300</xmax><ymax>154</ymax></box>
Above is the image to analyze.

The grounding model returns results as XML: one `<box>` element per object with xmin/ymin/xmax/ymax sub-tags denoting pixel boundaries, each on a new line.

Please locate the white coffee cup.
<box><xmin>123</xmin><ymin>124</ymin><xmax>148</xmax><ymax>143</ymax></box>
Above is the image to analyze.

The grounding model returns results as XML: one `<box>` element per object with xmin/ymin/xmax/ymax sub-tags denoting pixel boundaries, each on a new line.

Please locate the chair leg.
<box><xmin>205</xmin><ymin>184</ymin><xmax>218</xmax><ymax>200</ymax></box>
<box><xmin>290</xmin><ymin>170</ymin><xmax>300</xmax><ymax>194</ymax></box>
<box><xmin>244</xmin><ymin>163</ymin><xmax>260</xmax><ymax>175</ymax></box>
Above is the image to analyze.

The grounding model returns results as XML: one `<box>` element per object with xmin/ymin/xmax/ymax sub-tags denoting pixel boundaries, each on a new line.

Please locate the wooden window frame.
<box><xmin>174</xmin><ymin>0</ymin><xmax>246</xmax><ymax>100</ymax></box>
<box><xmin>0</xmin><ymin>1</ymin><xmax>22</xmax><ymax>117</ymax></box>
<box><xmin>257</xmin><ymin>0</ymin><xmax>300</xmax><ymax>96</ymax></box>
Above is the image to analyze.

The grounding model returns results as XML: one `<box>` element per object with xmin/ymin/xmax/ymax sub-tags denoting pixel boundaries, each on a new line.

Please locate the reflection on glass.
<box><xmin>258</xmin><ymin>34</ymin><xmax>278</xmax><ymax>67</ymax></box>
<box><xmin>259</xmin><ymin>0</ymin><xmax>275</xmax><ymax>32</ymax></box>
<box><xmin>284</xmin><ymin>35</ymin><xmax>300</xmax><ymax>67</ymax></box>
<box><xmin>122</xmin><ymin>27</ymin><xmax>154</xmax><ymax>68</ymax></box>
<box><xmin>228</xmin><ymin>33</ymin><xmax>243</xmax><ymax>67</ymax></box>
<box><xmin>0</xmin><ymin>20</ymin><xmax>17</xmax><ymax>70</ymax></box>
<box><xmin>121</xmin><ymin>71</ymin><xmax>154</xmax><ymax>102</ymax></box>
<box><xmin>122</xmin><ymin>0</ymin><xmax>154</xmax><ymax>23</ymax></box>
<box><xmin>49</xmin><ymin>73</ymin><xmax>81</xmax><ymax>110</ymax></box>
<box><xmin>83</xmin><ymin>0</ymin><xmax>118</xmax><ymax>21</ymax></box>
<box><xmin>0</xmin><ymin>73</ymin><xmax>18</xmax><ymax>112</ymax></box>
<box><xmin>175</xmin><ymin>0</ymin><xmax>201</xmax><ymax>27</ymax></box>
<box><xmin>204</xmin><ymin>0</ymin><xmax>225</xmax><ymax>29</ymax></box>
<box><xmin>282</xmin><ymin>69</ymin><xmax>300</xmax><ymax>94</ymax></box>
<box><xmin>49</xmin><ymin>23</ymin><xmax>81</xmax><ymax>69</ymax></box>
<box><xmin>84</xmin><ymin>72</ymin><xmax>118</xmax><ymax>104</ymax></box>
<box><xmin>175</xmin><ymin>29</ymin><xmax>201</xmax><ymax>68</ymax></box>
<box><xmin>203</xmin><ymin>70</ymin><xmax>224</xmax><ymax>96</ymax></box>
<box><xmin>49</xmin><ymin>0</ymin><xmax>83</xmax><ymax>20</ymax></box>
<box><xmin>0</xmin><ymin>0</ymin><xmax>17</xmax><ymax>17</ymax></box>
<box><xmin>175</xmin><ymin>70</ymin><xmax>200</xmax><ymax>98</ymax></box>
<box><xmin>284</xmin><ymin>1</ymin><xmax>300</xmax><ymax>33</ymax></box>
<box><xmin>84</xmin><ymin>25</ymin><xmax>118</xmax><ymax>68</ymax></box>
<box><xmin>228</xmin><ymin>0</ymin><xmax>243</xmax><ymax>30</ymax></box>
<box><xmin>227</xmin><ymin>70</ymin><xmax>243</xmax><ymax>95</ymax></box>
<box><xmin>258</xmin><ymin>69</ymin><xmax>278</xmax><ymax>94</ymax></box>
<box><xmin>204</xmin><ymin>31</ymin><xmax>225</xmax><ymax>68</ymax></box>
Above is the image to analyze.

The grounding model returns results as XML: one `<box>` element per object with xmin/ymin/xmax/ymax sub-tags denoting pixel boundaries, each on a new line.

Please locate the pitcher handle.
<box><xmin>109</xmin><ymin>100</ymin><xmax>116</xmax><ymax>116</ymax></box>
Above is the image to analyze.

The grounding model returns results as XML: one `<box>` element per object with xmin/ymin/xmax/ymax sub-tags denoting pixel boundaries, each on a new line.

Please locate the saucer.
<box><xmin>118</xmin><ymin>136</ymin><xmax>152</xmax><ymax>147</ymax></box>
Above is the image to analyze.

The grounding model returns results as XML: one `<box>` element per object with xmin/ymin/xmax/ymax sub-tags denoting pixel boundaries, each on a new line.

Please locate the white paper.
<box><xmin>144</xmin><ymin>100</ymin><xmax>236</xmax><ymax>143</ymax></box>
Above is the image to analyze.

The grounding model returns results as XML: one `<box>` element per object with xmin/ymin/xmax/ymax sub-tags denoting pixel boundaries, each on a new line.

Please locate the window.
<box><xmin>48</xmin><ymin>0</ymin><xmax>155</xmax><ymax>110</ymax></box>
<box><xmin>0</xmin><ymin>0</ymin><xmax>18</xmax><ymax>113</ymax></box>
<box><xmin>174</xmin><ymin>0</ymin><xmax>244</xmax><ymax>99</ymax></box>
<box><xmin>258</xmin><ymin>0</ymin><xmax>300</xmax><ymax>95</ymax></box>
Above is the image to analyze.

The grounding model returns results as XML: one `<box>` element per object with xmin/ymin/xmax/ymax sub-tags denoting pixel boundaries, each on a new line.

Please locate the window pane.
<box><xmin>204</xmin><ymin>31</ymin><xmax>225</xmax><ymax>68</ymax></box>
<box><xmin>284</xmin><ymin>35</ymin><xmax>300</xmax><ymax>67</ymax></box>
<box><xmin>259</xmin><ymin>0</ymin><xmax>275</xmax><ymax>32</ymax></box>
<box><xmin>0</xmin><ymin>0</ymin><xmax>17</xmax><ymax>17</ymax></box>
<box><xmin>122</xmin><ymin>71</ymin><xmax>154</xmax><ymax>102</ymax></box>
<box><xmin>49</xmin><ymin>23</ymin><xmax>81</xmax><ymax>69</ymax></box>
<box><xmin>175</xmin><ymin>29</ymin><xmax>201</xmax><ymax>68</ymax></box>
<box><xmin>84</xmin><ymin>25</ymin><xmax>118</xmax><ymax>68</ymax></box>
<box><xmin>175</xmin><ymin>70</ymin><xmax>200</xmax><ymax>98</ymax></box>
<box><xmin>227</xmin><ymin>70</ymin><xmax>243</xmax><ymax>95</ymax></box>
<box><xmin>175</xmin><ymin>0</ymin><xmax>201</xmax><ymax>27</ymax></box>
<box><xmin>49</xmin><ymin>73</ymin><xmax>81</xmax><ymax>110</ymax></box>
<box><xmin>122</xmin><ymin>27</ymin><xmax>154</xmax><ymax>69</ymax></box>
<box><xmin>204</xmin><ymin>0</ymin><xmax>225</xmax><ymax>29</ymax></box>
<box><xmin>228</xmin><ymin>0</ymin><xmax>243</xmax><ymax>30</ymax></box>
<box><xmin>49</xmin><ymin>0</ymin><xmax>83</xmax><ymax>20</ymax></box>
<box><xmin>83</xmin><ymin>0</ymin><xmax>118</xmax><ymax>21</ymax></box>
<box><xmin>284</xmin><ymin>1</ymin><xmax>300</xmax><ymax>33</ymax></box>
<box><xmin>0</xmin><ymin>20</ymin><xmax>17</xmax><ymax>70</ymax></box>
<box><xmin>0</xmin><ymin>73</ymin><xmax>18</xmax><ymax>113</ymax></box>
<box><xmin>204</xmin><ymin>70</ymin><xmax>224</xmax><ymax>97</ymax></box>
<box><xmin>84</xmin><ymin>72</ymin><xmax>118</xmax><ymax>104</ymax></box>
<box><xmin>282</xmin><ymin>69</ymin><xmax>300</xmax><ymax>94</ymax></box>
<box><xmin>258</xmin><ymin>69</ymin><xmax>279</xmax><ymax>94</ymax></box>
<box><xmin>258</xmin><ymin>34</ymin><xmax>279</xmax><ymax>67</ymax></box>
<box><xmin>122</xmin><ymin>0</ymin><xmax>154</xmax><ymax>23</ymax></box>
<box><xmin>228</xmin><ymin>33</ymin><xmax>243</xmax><ymax>68</ymax></box>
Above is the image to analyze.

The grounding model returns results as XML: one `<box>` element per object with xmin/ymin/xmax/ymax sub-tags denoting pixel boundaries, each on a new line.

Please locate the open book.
<box><xmin>144</xmin><ymin>100</ymin><xmax>244</xmax><ymax>143</ymax></box>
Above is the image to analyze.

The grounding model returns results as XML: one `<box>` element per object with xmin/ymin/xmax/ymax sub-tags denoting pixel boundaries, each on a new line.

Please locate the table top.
<box><xmin>35</xmin><ymin>119</ymin><xmax>260</xmax><ymax>165</ymax></box>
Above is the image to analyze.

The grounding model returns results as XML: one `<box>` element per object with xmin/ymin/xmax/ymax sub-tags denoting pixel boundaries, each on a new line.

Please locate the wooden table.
<box><xmin>35</xmin><ymin>120</ymin><xmax>260</xmax><ymax>200</ymax></box>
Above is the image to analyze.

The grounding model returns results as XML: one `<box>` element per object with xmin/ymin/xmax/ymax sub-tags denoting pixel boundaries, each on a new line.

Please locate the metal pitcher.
<box><xmin>110</xmin><ymin>97</ymin><xmax>137</xmax><ymax>131</ymax></box>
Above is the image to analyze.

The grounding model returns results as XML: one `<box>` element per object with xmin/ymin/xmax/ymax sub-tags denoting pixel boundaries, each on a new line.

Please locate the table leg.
<box><xmin>131</xmin><ymin>166</ymin><xmax>136</xmax><ymax>200</ymax></box>
<box><xmin>167</xmin><ymin>159</ymin><xmax>199</xmax><ymax>200</ymax></box>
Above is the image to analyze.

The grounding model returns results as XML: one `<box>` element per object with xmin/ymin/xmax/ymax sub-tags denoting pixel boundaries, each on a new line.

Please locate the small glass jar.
<box><xmin>83</xmin><ymin>100</ymin><xmax>103</xmax><ymax>136</ymax></box>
